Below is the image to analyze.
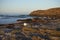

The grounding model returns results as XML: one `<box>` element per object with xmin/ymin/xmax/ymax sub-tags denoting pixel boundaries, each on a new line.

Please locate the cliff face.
<box><xmin>30</xmin><ymin>7</ymin><xmax>60</xmax><ymax>18</ymax></box>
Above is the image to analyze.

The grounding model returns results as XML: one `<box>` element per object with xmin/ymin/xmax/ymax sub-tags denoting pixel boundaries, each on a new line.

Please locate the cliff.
<box><xmin>30</xmin><ymin>7</ymin><xmax>60</xmax><ymax>18</ymax></box>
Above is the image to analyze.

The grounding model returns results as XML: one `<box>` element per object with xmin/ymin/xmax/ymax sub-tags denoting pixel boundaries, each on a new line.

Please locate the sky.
<box><xmin>0</xmin><ymin>0</ymin><xmax>60</xmax><ymax>15</ymax></box>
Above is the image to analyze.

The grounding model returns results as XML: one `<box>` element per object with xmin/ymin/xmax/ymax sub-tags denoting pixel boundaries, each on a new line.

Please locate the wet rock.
<box><xmin>6</xmin><ymin>24</ymin><xmax>14</xmax><ymax>29</ymax></box>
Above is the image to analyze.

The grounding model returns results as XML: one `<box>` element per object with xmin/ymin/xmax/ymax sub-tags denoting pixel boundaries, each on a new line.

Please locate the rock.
<box><xmin>30</xmin><ymin>7</ymin><xmax>60</xmax><ymax>18</ymax></box>
<box><xmin>6</xmin><ymin>24</ymin><xmax>14</xmax><ymax>29</ymax></box>
<box><xmin>17</xmin><ymin>19</ymin><xmax>32</xmax><ymax>23</ymax></box>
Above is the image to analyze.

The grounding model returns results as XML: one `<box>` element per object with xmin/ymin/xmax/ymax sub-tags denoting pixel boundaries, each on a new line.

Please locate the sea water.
<box><xmin>0</xmin><ymin>15</ymin><xmax>32</xmax><ymax>24</ymax></box>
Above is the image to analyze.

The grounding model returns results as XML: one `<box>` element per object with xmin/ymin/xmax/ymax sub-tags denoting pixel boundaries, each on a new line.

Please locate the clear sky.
<box><xmin>0</xmin><ymin>0</ymin><xmax>60</xmax><ymax>14</ymax></box>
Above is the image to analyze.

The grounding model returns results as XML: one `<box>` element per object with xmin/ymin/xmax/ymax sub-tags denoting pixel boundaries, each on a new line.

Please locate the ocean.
<box><xmin>0</xmin><ymin>15</ymin><xmax>33</xmax><ymax>24</ymax></box>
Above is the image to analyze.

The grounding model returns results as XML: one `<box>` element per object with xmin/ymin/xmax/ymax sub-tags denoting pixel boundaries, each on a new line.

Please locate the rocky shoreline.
<box><xmin>0</xmin><ymin>7</ymin><xmax>60</xmax><ymax>40</ymax></box>
<box><xmin>30</xmin><ymin>7</ymin><xmax>60</xmax><ymax>19</ymax></box>
<box><xmin>0</xmin><ymin>17</ymin><xmax>60</xmax><ymax>40</ymax></box>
